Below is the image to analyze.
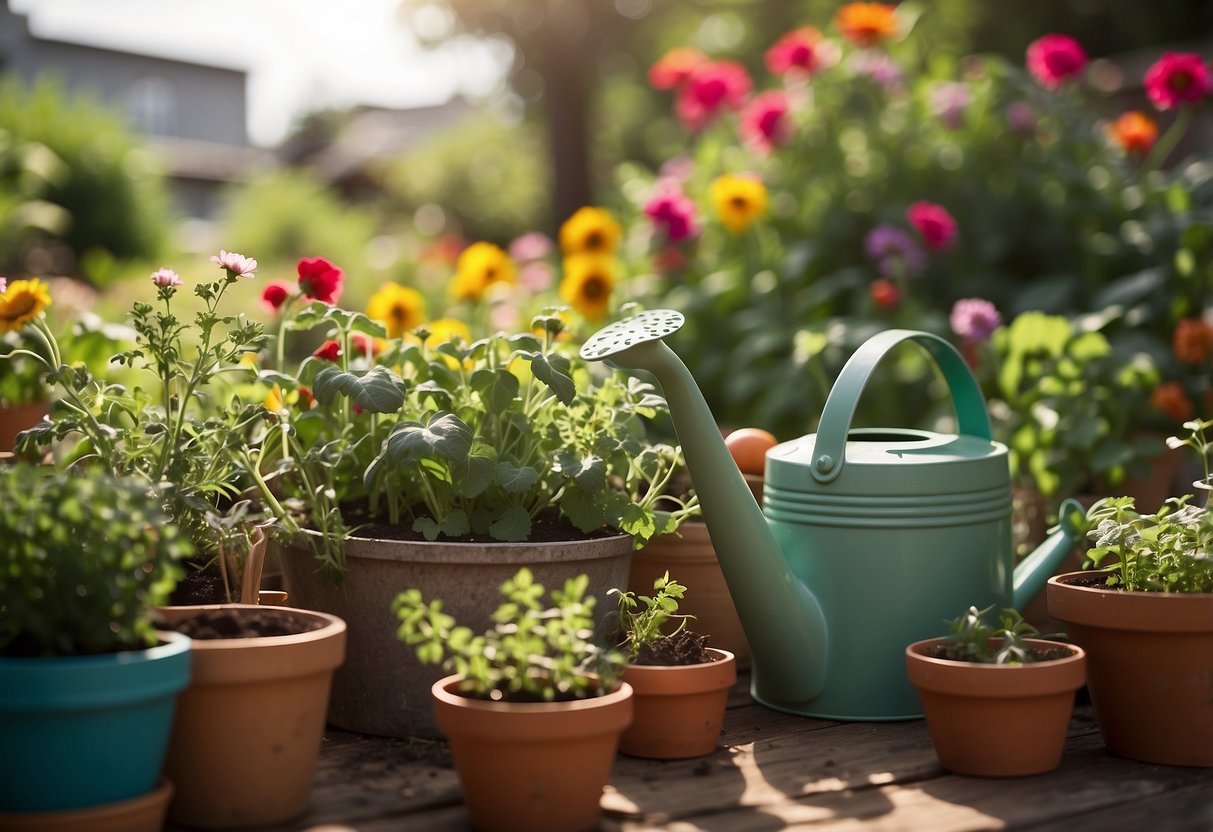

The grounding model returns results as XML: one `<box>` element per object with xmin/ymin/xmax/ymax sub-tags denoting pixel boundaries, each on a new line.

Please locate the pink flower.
<box><xmin>649</xmin><ymin>47</ymin><xmax>708</xmax><ymax>90</ymax></box>
<box><xmin>1144</xmin><ymin>52</ymin><xmax>1211</xmax><ymax>110</ymax></box>
<box><xmin>1026</xmin><ymin>34</ymin><xmax>1087</xmax><ymax>90</ymax></box>
<box><xmin>0</xmin><ymin>277</ymin><xmax>6</xmax><ymax>294</ymax></box>
<box><xmin>928</xmin><ymin>82</ymin><xmax>971</xmax><ymax>130</ymax></box>
<box><xmin>518</xmin><ymin>261</ymin><xmax>554</xmax><ymax>293</ymax></box>
<box><xmin>906</xmin><ymin>201</ymin><xmax>957</xmax><ymax>251</ymax></box>
<box><xmin>211</xmin><ymin>249</ymin><xmax>257</xmax><ymax>279</ymax></box>
<box><xmin>644</xmin><ymin>181</ymin><xmax>700</xmax><ymax>243</ymax></box>
<box><xmin>297</xmin><ymin>256</ymin><xmax>343</xmax><ymax>304</ymax></box>
<box><xmin>848</xmin><ymin>51</ymin><xmax>903</xmax><ymax>88</ymax></box>
<box><xmin>150</xmin><ymin>267</ymin><xmax>182</xmax><ymax>287</ymax></box>
<box><xmin>508</xmin><ymin>232</ymin><xmax>554</xmax><ymax>264</ymax></box>
<box><xmin>740</xmin><ymin>90</ymin><xmax>793</xmax><ymax>153</ymax></box>
<box><xmin>313</xmin><ymin>340</ymin><xmax>341</xmax><ymax>362</ymax></box>
<box><xmin>260</xmin><ymin>279</ymin><xmax>294</xmax><ymax>313</ymax></box>
<box><xmin>765</xmin><ymin>27</ymin><xmax>824</xmax><ymax>77</ymax></box>
<box><xmin>1005</xmin><ymin>101</ymin><xmax>1037</xmax><ymax>136</ymax></box>
<box><xmin>950</xmin><ymin>298</ymin><xmax>1002</xmax><ymax>343</ymax></box>
<box><xmin>675</xmin><ymin>60</ymin><xmax>752</xmax><ymax>131</ymax></box>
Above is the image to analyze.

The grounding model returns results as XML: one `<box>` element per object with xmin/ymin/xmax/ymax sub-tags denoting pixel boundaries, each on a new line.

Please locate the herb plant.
<box><xmin>937</xmin><ymin>605</ymin><xmax>1042</xmax><ymax>665</ymax></box>
<box><xmin>393</xmin><ymin>567</ymin><xmax>623</xmax><ymax>702</ymax></box>
<box><xmin>0</xmin><ymin>464</ymin><xmax>190</xmax><ymax>657</ymax></box>
<box><xmin>608</xmin><ymin>570</ymin><xmax>694</xmax><ymax>660</ymax></box>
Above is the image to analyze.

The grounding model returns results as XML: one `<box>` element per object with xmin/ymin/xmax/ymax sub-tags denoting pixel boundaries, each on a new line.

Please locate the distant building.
<box><xmin>0</xmin><ymin>1</ymin><xmax>274</xmax><ymax>220</ymax></box>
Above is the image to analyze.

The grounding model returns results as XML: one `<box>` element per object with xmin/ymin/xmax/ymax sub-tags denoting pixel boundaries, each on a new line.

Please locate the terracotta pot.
<box><xmin>158</xmin><ymin>604</ymin><xmax>347</xmax><ymax>828</ymax></box>
<box><xmin>628</xmin><ymin>523</ymin><xmax>751</xmax><ymax>667</ymax></box>
<box><xmin>432</xmin><ymin>675</ymin><xmax>633</xmax><ymax>832</ymax></box>
<box><xmin>280</xmin><ymin>531</ymin><xmax>633</xmax><ymax>738</ymax></box>
<box><xmin>905</xmin><ymin>637</ymin><xmax>1086</xmax><ymax>777</ymax></box>
<box><xmin>619</xmin><ymin>648</ymin><xmax>736</xmax><ymax>759</ymax></box>
<box><xmin>0</xmin><ymin>779</ymin><xmax>173</xmax><ymax>832</ymax></box>
<box><xmin>1046</xmin><ymin>573</ymin><xmax>1213</xmax><ymax>766</ymax></box>
<box><xmin>0</xmin><ymin>401</ymin><xmax>47</xmax><ymax>453</ymax></box>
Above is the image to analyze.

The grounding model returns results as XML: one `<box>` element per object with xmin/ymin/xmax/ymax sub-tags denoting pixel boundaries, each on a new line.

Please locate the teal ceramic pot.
<box><xmin>0</xmin><ymin>631</ymin><xmax>191</xmax><ymax>812</ymax></box>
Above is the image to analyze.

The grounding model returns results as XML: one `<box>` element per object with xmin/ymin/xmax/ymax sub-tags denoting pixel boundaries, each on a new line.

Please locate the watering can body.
<box><xmin>580</xmin><ymin>316</ymin><xmax>1082</xmax><ymax>721</ymax></box>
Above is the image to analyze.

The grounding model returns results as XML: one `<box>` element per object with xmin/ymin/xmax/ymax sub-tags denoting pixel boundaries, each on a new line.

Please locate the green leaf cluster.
<box><xmin>608</xmin><ymin>570</ymin><xmax>695</xmax><ymax>660</ymax></box>
<box><xmin>393</xmin><ymin>567</ymin><xmax>623</xmax><ymax>702</ymax></box>
<box><xmin>938</xmin><ymin>605</ymin><xmax>1041</xmax><ymax>665</ymax></box>
<box><xmin>0</xmin><ymin>464</ymin><xmax>191</xmax><ymax>657</ymax></box>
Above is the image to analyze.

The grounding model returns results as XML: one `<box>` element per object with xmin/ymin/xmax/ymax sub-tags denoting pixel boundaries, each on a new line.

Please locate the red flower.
<box><xmin>351</xmin><ymin>332</ymin><xmax>383</xmax><ymax>357</ymax></box>
<box><xmin>297</xmin><ymin>256</ymin><xmax>344</xmax><ymax>304</ymax></box>
<box><xmin>1144</xmin><ymin>52</ymin><xmax>1211</xmax><ymax>110</ymax></box>
<box><xmin>869</xmin><ymin>278</ymin><xmax>901</xmax><ymax>310</ymax></box>
<box><xmin>260</xmin><ymin>279</ymin><xmax>294</xmax><ymax>313</ymax></box>
<box><xmin>906</xmin><ymin>201</ymin><xmax>957</xmax><ymax>251</ymax></box>
<box><xmin>297</xmin><ymin>386</ymin><xmax>316</xmax><ymax>409</ymax></box>
<box><xmin>652</xmin><ymin>246</ymin><xmax>688</xmax><ymax>274</ymax></box>
<box><xmin>740</xmin><ymin>90</ymin><xmax>792</xmax><ymax>153</ymax></box>
<box><xmin>313</xmin><ymin>340</ymin><xmax>341</xmax><ymax>362</ymax></box>
<box><xmin>675</xmin><ymin>60</ymin><xmax>752</xmax><ymax>131</ymax></box>
<box><xmin>1173</xmin><ymin>317</ymin><xmax>1213</xmax><ymax>365</ymax></box>
<box><xmin>1109</xmin><ymin>111</ymin><xmax>1158</xmax><ymax>156</ymax></box>
<box><xmin>1026</xmin><ymin>34</ymin><xmax>1088</xmax><ymax>90</ymax></box>
<box><xmin>1151</xmin><ymin>382</ymin><xmax>1193</xmax><ymax>423</ymax></box>
<box><xmin>649</xmin><ymin>47</ymin><xmax>708</xmax><ymax>90</ymax></box>
<box><xmin>765</xmin><ymin>27</ymin><xmax>824</xmax><ymax>77</ymax></box>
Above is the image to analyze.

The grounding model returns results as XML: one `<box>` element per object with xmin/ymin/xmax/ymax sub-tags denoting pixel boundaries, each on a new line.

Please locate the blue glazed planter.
<box><xmin>0</xmin><ymin>631</ymin><xmax>191</xmax><ymax>812</ymax></box>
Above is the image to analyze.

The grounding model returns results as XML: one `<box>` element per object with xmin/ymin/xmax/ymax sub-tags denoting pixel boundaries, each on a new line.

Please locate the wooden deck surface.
<box><xmin>243</xmin><ymin>677</ymin><xmax>1213</xmax><ymax>832</ymax></box>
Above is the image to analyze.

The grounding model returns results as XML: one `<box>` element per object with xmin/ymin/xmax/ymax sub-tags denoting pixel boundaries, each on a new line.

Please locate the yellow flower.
<box><xmin>263</xmin><ymin>384</ymin><xmax>284</xmax><ymax>412</ymax></box>
<box><xmin>366</xmin><ymin>282</ymin><xmax>427</xmax><ymax>339</ymax></box>
<box><xmin>558</xmin><ymin>207</ymin><xmax>622</xmax><ymax>256</ymax></box>
<box><xmin>560</xmin><ymin>254</ymin><xmax>617</xmax><ymax>322</ymax></box>
<box><xmin>0</xmin><ymin>278</ymin><xmax>52</xmax><ymax>332</ymax></box>
<box><xmin>710</xmin><ymin>174</ymin><xmax>769</xmax><ymax>234</ymax></box>
<box><xmin>419</xmin><ymin>317</ymin><xmax>471</xmax><ymax>346</ymax></box>
<box><xmin>450</xmin><ymin>242</ymin><xmax>515</xmax><ymax>303</ymax></box>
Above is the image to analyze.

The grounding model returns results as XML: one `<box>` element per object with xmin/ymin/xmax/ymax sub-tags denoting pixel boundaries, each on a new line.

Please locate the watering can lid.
<box><xmin>766</xmin><ymin>429</ymin><xmax>1010</xmax><ymax>497</ymax></box>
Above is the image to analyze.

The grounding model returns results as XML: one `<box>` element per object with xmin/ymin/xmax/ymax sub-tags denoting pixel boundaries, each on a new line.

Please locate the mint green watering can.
<box><xmin>581</xmin><ymin>311</ymin><xmax>1083</xmax><ymax>720</ymax></box>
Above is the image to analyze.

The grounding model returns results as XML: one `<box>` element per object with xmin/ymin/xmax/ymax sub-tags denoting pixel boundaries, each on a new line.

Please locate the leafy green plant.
<box><xmin>245</xmin><ymin>308</ymin><xmax>698</xmax><ymax>578</ymax></box>
<box><xmin>937</xmin><ymin>605</ymin><xmax>1041</xmax><ymax>665</ymax></box>
<box><xmin>393</xmin><ymin>567</ymin><xmax>623</xmax><ymax>701</ymax></box>
<box><xmin>0</xmin><ymin>464</ymin><xmax>191</xmax><ymax>657</ymax></box>
<box><xmin>608</xmin><ymin>570</ymin><xmax>694</xmax><ymax>660</ymax></box>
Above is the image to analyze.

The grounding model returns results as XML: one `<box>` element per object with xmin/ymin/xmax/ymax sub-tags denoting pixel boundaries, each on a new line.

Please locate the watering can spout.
<box><xmin>1012</xmin><ymin>498</ymin><xmax>1086</xmax><ymax>610</ymax></box>
<box><xmin>581</xmin><ymin>311</ymin><xmax>828</xmax><ymax>703</ymax></box>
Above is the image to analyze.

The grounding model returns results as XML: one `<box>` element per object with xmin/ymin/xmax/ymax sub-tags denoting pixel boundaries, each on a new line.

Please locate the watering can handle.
<box><xmin>811</xmin><ymin>329</ymin><xmax>992</xmax><ymax>484</ymax></box>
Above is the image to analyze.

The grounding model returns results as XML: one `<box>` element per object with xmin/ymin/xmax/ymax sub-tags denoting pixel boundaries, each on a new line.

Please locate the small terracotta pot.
<box><xmin>1047</xmin><ymin>573</ymin><xmax>1213</xmax><ymax>766</ymax></box>
<box><xmin>629</xmin><ymin>523</ymin><xmax>750</xmax><ymax>667</ymax></box>
<box><xmin>0</xmin><ymin>779</ymin><xmax>173</xmax><ymax>832</ymax></box>
<box><xmin>432</xmin><ymin>675</ymin><xmax>633</xmax><ymax>832</ymax></box>
<box><xmin>906</xmin><ymin>637</ymin><xmax>1086</xmax><ymax>777</ymax></box>
<box><xmin>0</xmin><ymin>401</ymin><xmax>47</xmax><ymax>454</ymax></box>
<box><xmin>619</xmin><ymin>648</ymin><xmax>736</xmax><ymax>759</ymax></box>
<box><xmin>158</xmin><ymin>604</ymin><xmax>347</xmax><ymax>828</ymax></box>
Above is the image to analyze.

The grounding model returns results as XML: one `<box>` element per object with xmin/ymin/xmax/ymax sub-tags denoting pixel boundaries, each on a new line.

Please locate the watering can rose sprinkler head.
<box><xmin>581</xmin><ymin>310</ymin><xmax>830</xmax><ymax>705</ymax></box>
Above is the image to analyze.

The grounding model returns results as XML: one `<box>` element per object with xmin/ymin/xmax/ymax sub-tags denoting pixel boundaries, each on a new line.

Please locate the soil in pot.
<box><xmin>161</xmin><ymin>609</ymin><xmax>325</xmax><ymax>639</ymax></box>
<box><xmin>632</xmin><ymin>629</ymin><xmax>714</xmax><ymax>666</ymax></box>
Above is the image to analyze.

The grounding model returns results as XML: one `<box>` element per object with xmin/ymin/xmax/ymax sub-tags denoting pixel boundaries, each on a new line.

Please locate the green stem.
<box><xmin>1140</xmin><ymin>107</ymin><xmax>1192</xmax><ymax>180</ymax></box>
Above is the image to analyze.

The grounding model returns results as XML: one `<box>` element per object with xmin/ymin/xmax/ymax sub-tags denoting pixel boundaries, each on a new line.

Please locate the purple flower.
<box><xmin>864</xmin><ymin>224</ymin><xmax>926</xmax><ymax>279</ymax></box>
<box><xmin>928</xmin><ymin>82</ymin><xmax>971</xmax><ymax>130</ymax></box>
<box><xmin>1005</xmin><ymin>101</ymin><xmax>1037</xmax><ymax>136</ymax></box>
<box><xmin>210</xmin><ymin>249</ymin><xmax>257</xmax><ymax>279</ymax></box>
<box><xmin>150</xmin><ymin>267</ymin><xmax>183</xmax><ymax>287</ymax></box>
<box><xmin>848</xmin><ymin>52</ymin><xmax>904</xmax><ymax>89</ymax></box>
<box><xmin>950</xmin><ymin>298</ymin><xmax>1002</xmax><ymax>343</ymax></box>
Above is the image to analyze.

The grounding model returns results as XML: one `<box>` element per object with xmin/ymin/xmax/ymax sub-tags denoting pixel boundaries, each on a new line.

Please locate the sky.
<box><xmin>9</xmin><ymin>0</ymin><xmax>508</xmax><ymax>146</ymax></box>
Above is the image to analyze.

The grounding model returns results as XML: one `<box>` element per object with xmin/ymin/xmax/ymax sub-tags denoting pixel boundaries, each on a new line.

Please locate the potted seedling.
<box><xmin>0</xmin><ymin>465</ymin><xmax>192</xmax><ymax>831</ymax></box>
<box><xmin>394</xmin><ymin>567</ymin><xmax>632</xmax><ymax>832</ymax></box>
<box><xmin>906</xmin><ymin>605</ymin><xmax>1086</xmax><ymax>777</ymax></box>
<box><xmin>609</xmin><ymin>571</ymin><xmax>737</xmax><ymax>760</ymax></box>
<box><xmin>1046</xmin><ymin>418</ymin><xmax>1213</xmax><ymax>767</ymax></box>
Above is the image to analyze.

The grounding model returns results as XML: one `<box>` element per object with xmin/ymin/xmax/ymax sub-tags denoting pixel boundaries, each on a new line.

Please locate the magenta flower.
<box><xmin>508</xmin><ymin>232</ymin><xmax>554</xmax><ymax>264</ymax></box>
<box><xmin>211</xmin><ymin>249</ymin><xmax>257</xmax><ymax>279</ymax></box>
<box><xmin>864</xmin><ymin>225</ymin><xmax>926</xmax><ymax>279</ymax></box>
<box><xmin>928</xmin><ymin>82</ymin><xmax>971</xmax><ymax>130</ymax></box>
<box><xmin>950</xmin><ymin>298</ymin><xmax>1002</xmax><ymax>344</ymax></box>
<box><xmin>150</xmin><ymin>267</ymin><xmax>183</xmax><ymax>287</ymax></box>
<box><xmin>675</xmin><ymin>60</ymin><xmax>752</xmax><ymax>131</ymax></box>
<box><xmin>1144</xmin><ymin>52</ymin><xmax>1211</xmax><ymax>110</ymax></box>
<box><xmin>1026</xmin><ymin>34</ymin><xmax>1087</xmax><ymax>90</ymax></box>
<box><xmin>907</xmin><ymin>202</ymin><xmax>957</xmax><ymax>251</ymax></box>
<box><xmin>740</xmin><ymin>90</ymin><xmax>792</xmax><ymax>153</ymax></box>
<box><xmin>644</xmin><ymin>181</ymin><xmax>700</xmax><ymax>243</ymax></box>
<box><xmin>765</xmin><ymin>27</ymin><xmax>824</xmax><ymax>77</ymax></box>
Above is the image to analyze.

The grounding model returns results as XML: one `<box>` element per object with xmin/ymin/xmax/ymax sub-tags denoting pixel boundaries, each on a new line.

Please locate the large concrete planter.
<box><xmin>280</xmin><ymin>532</ymin><xmax>634</xmax><ymax>738</ymax></box>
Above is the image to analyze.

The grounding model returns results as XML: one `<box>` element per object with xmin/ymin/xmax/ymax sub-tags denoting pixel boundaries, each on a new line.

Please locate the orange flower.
<box><xmin>835</xmin><ymin>3</ymin><xmax>898</xmax><ymax>48</ymax></box>
<box><xmin>1109</xmin><ymin>111</ymin><xmax>1158</xmax><ymax>156</ymax></box>
<box><xmin>1151</xmin><ymin>382</ymin><xmax>1193</xmax><ymax>423</ymax></box>
<box><xmin>1173</xmin><ymin>317</ymin><xmax>1213</xmax><ymax>364</ymax></box>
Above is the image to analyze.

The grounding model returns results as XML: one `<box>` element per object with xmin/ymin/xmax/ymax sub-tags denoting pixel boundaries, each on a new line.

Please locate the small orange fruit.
<box><xmin>724</xmin><ymin>427</ymin><xmax>778</xmax><ymax>475</ymax></box>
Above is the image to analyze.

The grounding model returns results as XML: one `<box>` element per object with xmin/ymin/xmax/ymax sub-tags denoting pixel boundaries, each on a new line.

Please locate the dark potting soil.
<box><xmin>162</xmin><ymin>609</ymin><xmax>326</xmax><ymax>640</ymax></box>
<box><xmin>167</xmin><ymin>557</ymin><xmax>229</xmax><ymax>606</ymax></box>
<box><xmin>920</xmin><ymin>642</ymin><xmax>1076</xmax><ymax>663</ymax></box>
<box><xmin>341</xmin><ymin>504</ymin><xmax>619</xmax><ymax>544</ymax></box>
<box><xmin>632</xmin><ymin>629</ymin><xmax>716</xmax><ymax>666</ymax></box>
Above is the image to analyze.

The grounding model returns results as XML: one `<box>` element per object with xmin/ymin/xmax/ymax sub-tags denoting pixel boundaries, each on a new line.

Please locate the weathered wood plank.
<box><xmin>1023</xmin><ymin>780</ymin><xmax>1213</xmax><ymax>832</ymax></box>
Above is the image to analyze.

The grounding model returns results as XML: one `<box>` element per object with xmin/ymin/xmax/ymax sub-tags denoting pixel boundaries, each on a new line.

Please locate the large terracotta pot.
<box><xmin>905</xmin><ymin>637</ymin><xmax>1086</xmax><ymax>777</ymax></box>
<box><xmin>628</xmin><ymin>523</ymin><xmax>751</xmax><ymax>667</ymax></box>
<box><xmin>1046</xmin><ymin>573</ymin><xmax>1213</xmax><ymax>766</ymax></box>
<box><xmin>158</xmin><ymin>604</ymin><xmax>347</xmax><ymax>828</ymax></box>
<box><xmin>619</xmin><ymin>647</ymin><xmax>736</xmax><ymax>759</ymax></box>
<box><xmin>280</xmin><ymin>531</ymin><xmax>633</xmax><ymax>738</ymax></box>
<box><xmin>432</xmin><ymin>675</ymin><xmax>633</xmax><ymax>832</ymax></box>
